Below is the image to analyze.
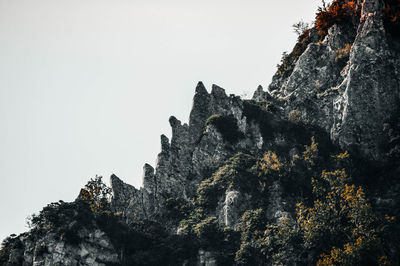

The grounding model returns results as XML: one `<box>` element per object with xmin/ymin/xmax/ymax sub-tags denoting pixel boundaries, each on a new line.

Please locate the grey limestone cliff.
<box><xmin>253</xmin><ymin>0</ymin><xmax>400</xmax><ymax>161</ymax></box>
<box><xmin>110</xmin><ymin>82</ymin><xmax>267</xmax><ymax>226</ymax></box>
<box><xmin>111</xmin><ymin>0</ymin><xmax>400</xmax><ymax>226</ymax></box>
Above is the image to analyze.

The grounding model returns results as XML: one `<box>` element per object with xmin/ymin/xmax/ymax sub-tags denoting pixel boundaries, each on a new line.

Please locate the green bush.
<box><xmin>194</xmin><ymin>217</ymin><xmax>223</xmax><ymax>248</ymax></box>
<box><xmin>78</xmin><ymin>175</ymin><xmax>111</xmax><ymax>215</ymax></box>
<box><xmin>297</xmin><ymin>169</ymin><xmax>393</xmax><ymax>265</ymax></box>
<box><xmin>196</xmin><ymin>153</ymin><xmax>257</xmax><ymax>210</ymax></box>
<box><xmin>163</xmin><ymin>197</ymin><xmax>191</xmax><ymax>222</ymax></box>
<box><xmin>256</xmin><ymin>218</ymin><xmax>302</xmax><ymax>265</ymax></box>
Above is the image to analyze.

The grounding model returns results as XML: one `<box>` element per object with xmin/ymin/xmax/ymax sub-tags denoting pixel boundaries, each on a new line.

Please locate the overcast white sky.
<box><xmin>0</xmin><ymin>0</ymin><xmax>322</xmax><ymax>242</ymax></box>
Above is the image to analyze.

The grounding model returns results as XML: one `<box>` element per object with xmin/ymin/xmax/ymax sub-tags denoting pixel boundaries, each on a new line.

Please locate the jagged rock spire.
<box><xmin>189</xmin><ymin>81</ymin><xmax>211</xmax><ymax>144</ymax></box>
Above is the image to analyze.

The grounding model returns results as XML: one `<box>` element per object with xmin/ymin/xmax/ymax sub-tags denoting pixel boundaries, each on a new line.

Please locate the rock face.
<box><xmin>3</xmin><ymin>229</ymin><xmax>119</xmax><ymax>266</ymax></box>
<box><xmin>109</xmin><ymin>0</ymin><xmax>400</xmax><ymax>233</ymax></box>
<box><xmin>253</xmin><ymin>0</ymin><xmax>400</xmax><ymax>161</ymax></box>
<box><xmin>222</xmin><ymin>190</ymin><xmax>242</xmax><ymax>227</ymax></box>
<box><xmin>332</xmin><ymin>0</ymin><xmax>400</xmax><ymax>159</ymax></box>
<box><xmin>111</xmin><ymin>82</ymin><xmax>267</xmax><ymax>224</ymax></box>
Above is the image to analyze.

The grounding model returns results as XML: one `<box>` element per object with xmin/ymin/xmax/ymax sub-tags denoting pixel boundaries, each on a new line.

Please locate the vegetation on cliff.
<box><xmin>171</xmin><ymin>131</ymin><xmax>399</xmax><ymax>265</ymax></box>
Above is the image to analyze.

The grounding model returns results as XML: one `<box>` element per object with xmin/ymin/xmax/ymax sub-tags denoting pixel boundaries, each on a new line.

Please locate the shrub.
<box><xmin>297</xmin><ymin>169</ymin><xmax>393</xmax><ymax>265</ymax></box>
<box><xmin>27</xmin><ymin>201</ymin><xmax>80</xmax><ymax>229</ymax></box>
<box><xmin>256</xmin><ymin>151</ymin><xmax>284</xmax><ymax>178</ymax></box>
<box><xmin>78</xmin><ymin>175</ymin><xmax>111</xmax><ymax>214</ymax></box>
<box><xmin>24</xmin><ymin>177</ymin><xmax>115</xmax><ymax>247</ymax></box>
<box><xmin>235</xmin><ymin>209</ymin><xmax>266</xmax><ymax>265</ymax></box>
<box><xmin>205</xmin><ymin>114</ymin><xmax>243</xmax><ymax>143</ymax></box>
<box><xmin>193</xmin><ymin>217</ymin><xmax>223</xmax><ymax>248</ymax></box>
<box><xmin>302</xmin><ymin>136</ymin><xmax>319</xmax><ymax>169</ymax></box>
<box><xmin>255</xmin><ymin>139</ymin><xmax>317</xmax><ymax>200</ymax></box>
<box><xmin>257</xmin><ymin>217</ymin><xmax>302</xmax><ymax>265</ymax></box>
<box><xmin>164</xmin><ymin>197</ymin><xmax>191</xmax><ymax>222</ymax></box>
<box><xmin>103</xmin><ymin>219</ymin><xmax>200</xmax><ymax>266</ymax></box>
<box><xmin>276</xmin><ymin>28</ymin><xmax>312</xmax><ymax>79</ymax></box>
<box><xmin>315</xmin><ymin>0</ymin><xmax>358</xmax><ymax>38</ymax></box>
<box><xmin>178</xmin><ymin>207</ymin><xmax>207</xmax><ymax>236</ymax></box>
<box><xmin>288</xmin><ymin>109</ymin><xmax>302</xmax><ymax>123</ymax></box>
<box><xmin>292</xmin><ymin>20</ymin><xmax>311</xmax><ymax>36</ymax></box>
<box><xmin>34</xmin><ymin>244</ymin><xmax>48</xmax><ymax>257</ymax></box>
<box><xmin>196</xmin><ymin>153</ymin><xmax>257</xmax><ymax>210</ymax></box>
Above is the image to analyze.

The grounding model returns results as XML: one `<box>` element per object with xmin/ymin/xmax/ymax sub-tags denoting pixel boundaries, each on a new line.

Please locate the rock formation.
<box><xmin>254</xmin><ymin>0</ymin><xmax>400</xmax><ymax>161</ymax></box>
<box><xmin>1</xmin><ymin>0</ymin><xmax>400</xmax><ymax>265</ymax></box>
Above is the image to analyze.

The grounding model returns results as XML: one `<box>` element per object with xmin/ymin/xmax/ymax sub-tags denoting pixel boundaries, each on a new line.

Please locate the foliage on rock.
<box><xmin>78</xmin><ymin>175</ymin><xmax>112</xmax><ymax>215</ymax></box>
<box><xmin>196</xmin><ymin>152</ymin><xmax>258</xmax><ymax>210</ymax></box>
<box><xmin>335</xmin><ymin>43</ymin><xmax>352</xmax><ymax>67</ymax></box>
<box><xmin>298</xmin><ymin>168</ymin><xmax>395</xmax><ymax>265</ymax></box>
<box><xmin>315</xmin><ymin>0</ymin><xmax>358</xmax><ymax>38</ymax></box>
<box><xmin>276</xmin><ymin>29</ymin><xmax>313</xmax><ymax>80</ymax></box>
<box><xmin>2</xmin><ymin>1</ymin><xmax>400</xmax><ymax>263</ymax></box>
<box><xmin>240</xmin><ymin>146</ymin><xmax>399</xmax><ymax>265</ymax></box>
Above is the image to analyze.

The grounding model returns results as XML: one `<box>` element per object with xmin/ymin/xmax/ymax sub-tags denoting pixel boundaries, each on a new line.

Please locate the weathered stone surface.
<box><xmin>332</xmin><ymin>0</ymin><xmax>400</xmax><ymax>159</ymax></box>
<box><xmin>189</xmin><ymin>81</ymin><xmax>211</xmax><ymax>145</ymax></box>
<box><xmin>221</xmin><ymin>190</ymin><xmax>243</xmax><ymax>228</ymax></box>
<box><xmin>253</xmin><ymin>0</ymin><xmax>400</xmax><ymax>160</ymax></box>
<box><xmin>110</xmin><ymin>174</ymin><xmax>150</xmax><ymax>222</ymax></box>
<box><xmin>111</xmin><ymin>82</ymin><xmax>270</xmax><ymax>224</ymax></box>
<box><xmin>5</xmin><ymin>229</ymin><xmax>119</xmax><ymax>266</ymax></box>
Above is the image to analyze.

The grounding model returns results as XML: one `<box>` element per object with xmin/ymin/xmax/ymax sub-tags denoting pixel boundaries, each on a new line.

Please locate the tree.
<box><xmin>297</xmin><ymin>169</ymin><xmax>393</xmax><ymax>265</ymax></box>
<box><xmin>79</xmin><ymin>175</ymin><xmax>112</xmax><ymax>214</ymax></box>
<box><xmin>292</xmin><ymin>20</ymin><xmax>311</xmax><ymax>36</ymax></box>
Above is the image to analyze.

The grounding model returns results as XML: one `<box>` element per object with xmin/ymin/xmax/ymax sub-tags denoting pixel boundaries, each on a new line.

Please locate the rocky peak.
<box><xmin>254</xmin><ymin>0</ymin><xmax>400</xmax><ymax>161</ymax></box>
<box><xmin>109</xmin><ymin>81</ymin><xmax>270</xmax><ymax>224</ymax></box>
<box><xmin>211</xmin><ymin>84</ymin><xmax>227</xmax><ymax>98</ymax></box>
<box><xmin>189</xmin><ymin>81</ymin><xmax>211</xmax><ymax>144</ymax></box>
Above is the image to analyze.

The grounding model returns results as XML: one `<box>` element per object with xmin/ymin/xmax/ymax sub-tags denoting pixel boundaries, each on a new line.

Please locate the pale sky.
<box><xmin>0</xmin><ymin>0</ymin><xmax>322</xmax><ymax>242</ymax></box>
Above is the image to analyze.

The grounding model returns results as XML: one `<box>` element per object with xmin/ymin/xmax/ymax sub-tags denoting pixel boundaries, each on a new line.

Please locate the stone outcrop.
<box><xmin>332</xmin><ymin>0</ymin><xmax>400</xmax><ymax>159</ymax></box>
<box><xmin>111</xmin><ymin>0</ymin><xmax>400</xmax><ymax>225</ymax></box>
<box><xmin>3</xmin><ymin>228</ymin><xmax>119</xmax><ymax>266</ymax></box>
<box><xmin>110</xmin><ymin>83</ymin><xmax>267</xmax><ymax>224</ymax></box>
<box><xmin>253</xmin><ymin>0</ymin><xmax>400</xmax><ymax>161</ymax></box>
<box><xmin>221</xmin><ymin>190</ymin><xmax>246</xmax><ymax>228</ymax></box>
